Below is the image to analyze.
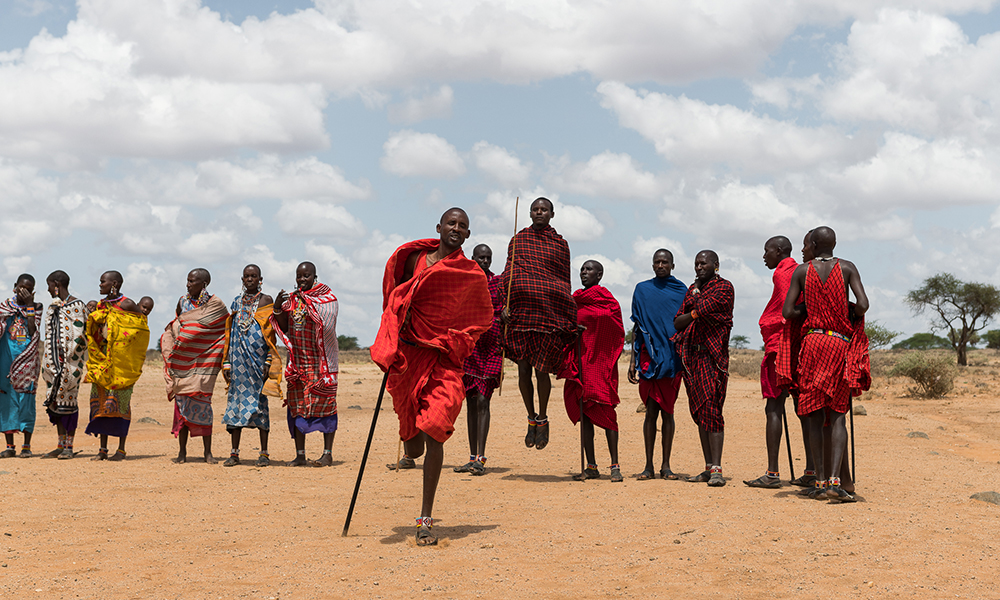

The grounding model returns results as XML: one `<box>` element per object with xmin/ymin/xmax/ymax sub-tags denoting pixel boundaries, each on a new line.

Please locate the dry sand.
<box><xmin>1</xmin><ymin>350</ymin><xmax>998</xmax><ymax>599</ymax></box>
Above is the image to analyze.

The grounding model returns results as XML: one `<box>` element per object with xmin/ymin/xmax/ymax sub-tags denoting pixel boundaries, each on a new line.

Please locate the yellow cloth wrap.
<box><xmin>86</xmin><ymin>307</ymin><xmax>151</xmax><ymax>390</ymax></box>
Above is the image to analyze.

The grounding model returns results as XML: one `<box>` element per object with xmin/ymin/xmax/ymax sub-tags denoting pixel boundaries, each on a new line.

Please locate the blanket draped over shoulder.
<box><xmin>371</xmin><ymin>239</ymin><xmax>493</xmax><ymax>443</ymax></box>
<box><xmin>498</xmin><ymin>225</ymin><xmax>578</xmax><ymax>372</ymax></box>
<box><xmin>0</xmin><ymin>299</ymin><xmax>41</xmax><ymax>393</ymax></box>
<box><xmin>42</xmin><ymin>298</ymin><xmax>88</xmax><ymax>411</ymax></box>
<box><xmin>462</xmin><ymin>271</ymin><xmax>504</xmax><ymax>397</ymax></box>
<box><xmin>86</xmin><ymin>301</ymin><xmax>150</xmax><ymax>391</ymax></box>
<box><xmin>671</xmin><ymin>277</ymin><xmax>735</xmax><ymax>372</ymax></box>
<box><xmin>271</xmin><ymin>284</ymin><xmax>339</xmax><ymax>405</ymax></box>
<box><xmin>631</xmin><ymin>276</ymin><xmax>686</xmax><ymax>380</ymax></box>
<box><xmin>223</xmin><ymin>302</ymin><xmax>284</xmax><ymax>400</ymax></box>
<box><xmin>559</xmin><ymin>285</ymin><xmax>625</xmax><ymax>432</ymax></box>
<box><xmin>160</xmin><ymin>295</ymin><xmax>229</xmax><ymax>400</ymax></box>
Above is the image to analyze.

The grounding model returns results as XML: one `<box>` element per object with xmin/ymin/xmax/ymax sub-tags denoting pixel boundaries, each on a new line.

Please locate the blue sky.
<box><xmin>3</xmin><ymin>0</ymin><xmax>1000</xmax><ymax>348</ymax></box>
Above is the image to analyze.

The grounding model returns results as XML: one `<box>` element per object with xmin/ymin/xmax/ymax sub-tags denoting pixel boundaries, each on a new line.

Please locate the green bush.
<box><xmin>889</xmin><ymin>353</ymin><xmax>956</xmax><ymax>398</ymax></box>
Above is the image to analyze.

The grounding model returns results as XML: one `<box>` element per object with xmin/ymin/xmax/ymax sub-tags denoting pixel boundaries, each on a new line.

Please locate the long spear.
<box><xmin>497</xmin><ymin>196</ymin><xmax>519</xmax><ymax>395</ymax></box>
<box><xmin>342</xmin><ymin>371</ymin><xmax>390</xmax><ymax>537</ymax></box>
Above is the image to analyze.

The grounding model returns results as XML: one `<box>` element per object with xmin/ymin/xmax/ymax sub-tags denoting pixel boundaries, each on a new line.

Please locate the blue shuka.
<box><xmin>221</xmin><ymin>295</ymin><xmax>271</xmax><ymax>431</ymax></box>
<box><xmin>630</xmin><ymin>276</ymin><xmax>687</xmax><ymax>380</ymax></box>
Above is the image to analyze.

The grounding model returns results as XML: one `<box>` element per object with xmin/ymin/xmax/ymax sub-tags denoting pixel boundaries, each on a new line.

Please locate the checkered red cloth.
<box><xmin>792</xmin><ymin>261</ymin><xmax>872</xmax><ymax>415</ymax></box>
<box><xmin>271</xmin><ymin>283</ymin><xmax>339</xmax><ymax>418</ymax></box>
<box><xmin>498</xmin><ymin>225</ymin><xmax>578</xmax><ymax>372</ymax></box>
<box><xmin>559</xmin><ymin>285</ymin><xmax>624</xmax><ymax>432</ymax></box>
<box><xmin>759</xmin><ymin>257</ymin><xmax>797</xmax><ymax>354</ymax></box>
<box><xmin>371</xmin><ymin>239</ymin><xmax>494</xmax><ymax>443</ymax></box>
<box><xmin>462</xmin><ymin>271</ymin><xmax>504</xmax><ymax>399</ymax></box>
<box><xmin>671</xmin><ymin>276</ymin><xmax>733</xmax><ymax>432</ymax></box>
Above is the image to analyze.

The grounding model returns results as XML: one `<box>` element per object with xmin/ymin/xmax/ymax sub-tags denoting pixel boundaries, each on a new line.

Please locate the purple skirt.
<box><xmin>85</xmin><ymin>416</ymin><xmax>130</xmax><ymax>438</ymax></box>
<box><xmin>287</xmin><ymin>410</ymin><xmax>338</xmax><ymax>438</ymax></box>
<box><xmin>47</xmin><ymin>410</ymin><xmax>79</xmax><ymax>432</ymax></box>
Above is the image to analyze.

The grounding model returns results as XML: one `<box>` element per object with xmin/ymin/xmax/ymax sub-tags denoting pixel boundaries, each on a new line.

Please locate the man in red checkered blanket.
<box><xmin>672</xmin><ymin>250</ymin><xmax>734</xmax><ymax>488</ymax></box>
<box><xmin>453</xmin><ymin>244</ymin><xmax>504</xmax><ymax>477</ymax></box>
<box><xmin>782</xmin><ymin>226</ymin><xmax>869</xmax><ymax>503</ymax></box>
<box><xmin>272</xmin><ymin>262</ymin><xmax>340</xmax><ymax>467</ymax></box>
<box><xmin>558</xmin><ymin>260</ymin><xmax>625</xmax><ymax>482</ymax></box>
<box><xmin>498</xmin><ymin>197</ymin><xmax>578</xmax><ymax>453</ymax></box>
<box><xmin>371</xmin><ymin>207</ymin><xmax>493</xmax><ymax>546</ymax></box>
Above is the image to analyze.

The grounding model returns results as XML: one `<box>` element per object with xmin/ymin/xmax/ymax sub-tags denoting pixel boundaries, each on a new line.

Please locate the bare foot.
<box><xmin>310</xmin><ymin>453</ymin><xmax>333</xmax><ymax>467</ymax></box>
<box><xmin>286</xmin><ymin>455</ymin><xmax>308</xmax><ymax>467</ymax></box>
<box><xmin>172</xmin><ymin>454</ymin><xmax>187</xmax><ymax>464</ymax></box>
<box><xmin>204</xmin><ymin>453</ymin><xmax>217</xmax><ymax>465</ymax></box>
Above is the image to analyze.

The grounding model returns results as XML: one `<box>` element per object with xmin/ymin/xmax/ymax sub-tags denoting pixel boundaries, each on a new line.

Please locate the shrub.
<box><xmin>889</xmin><ymin>353</ymin><xmax>956</xmax><ymax>398</ymax></box>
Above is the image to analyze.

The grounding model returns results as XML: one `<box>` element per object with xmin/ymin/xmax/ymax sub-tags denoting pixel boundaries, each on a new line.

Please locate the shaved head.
<box><xmin>103</xmin><ymin>270</ymin><xmax>123</xmax><ymax>287</ymax></box>
<box><xmin>189</xmin><ymin>268</ymin><xmax>211</xmax><ymax>284</ymax></box>
<box><xmin>766</xmin><ymin>236</ymin><xmax>792</xmax><ymax>255</ymax></box>
<box><xmin>440</xmin><ymin>207</ymin><xmax>469</xmax><ymax>224</ymax></box>
<box><xmin>532</xmin><ymin>197</ymin><xmax>554</xmax><ymax>212</ymax></box>
<box><xmin>297</xmin><ymin>261</ymin><xmax>316</xmax><ymax>275</ymax></box>
<box><xmin>811</xmin><ymin>226</ymin><xmax>836</xmax><ymax>250</ymax></box>
<box><xmin>47</xmin><ymin>270</ymin><xmax>70</xmax><ymax>288</ymax></box>
<box><xmin>583</xmin><ymin>259</ymin><xmax>604</xmax><ymax>276</ymax></box>
<box><xmin>653</xmin><ymin>248</ymin><xmax>673</xmax><ymax>262</ymax></box>
<box><xmin>697</xmin><ymin>250</ymin><xmax>720</xmax><ymax>265</ymax></box>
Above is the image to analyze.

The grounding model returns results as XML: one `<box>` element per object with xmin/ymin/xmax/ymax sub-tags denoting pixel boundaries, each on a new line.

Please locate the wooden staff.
<box><xmin>498</xmin><ymin>196</ymin><xmax>519</xmax><ymax>395</ymax></box>
<box><xmin>781</xmin><ymin>403</ymin><xmax>795</xmax><ymax>481</ymax></box>
<box><xmin>849</xmin><ymin>397</ymin><xmax>856</xmax><ymax>482</ymax></box>
<box><xmin>342</xmin><ymin>370</ymin><xmax>390</xmax><ymax>537</ymax></box>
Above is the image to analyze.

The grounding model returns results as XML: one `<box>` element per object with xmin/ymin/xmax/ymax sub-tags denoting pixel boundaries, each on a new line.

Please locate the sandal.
<box><xmin>743</xmin><ymin>474</ymin><xmax>781</xmax><ymax>489</ymax></box>
<box><xmin>18</xmin><ymin>448</ymin><xmax>32</xmax><ymax>458</ymax></box>
<box><xmin>534</xmin><ymin>418</ymin><xmax>549</xmax><ymax>450</ymax></box>
<box><xmin>223</xmin><ymin>454</ymin><xmax>240</xmax><ymax>467</ymax></box>
<box><xmin>255</xmin><ymin>453</ymin><xmax>270</xmax><ymax>467</ymax></box>
<box><xmin>415</xmin><ymin>517</ymin><xmax>437</xmax><ymax>546</ymax></box>
<box><xmin>525</xmin><ymin>417</ymin><xmax>537</xmax><ymax>448</ymax></box>
<box><xmin>41</xmin><ymin>448</ymin><xmax>62</xmax><ymax>459</ymax></box>
<box><xmin>610</xmin><ymin>466</ymin><xmax>623</xmax><ymax>483</ymax></box>
<box><xmin>91</xmin><ymin>448</ymin><xmax>109</xmax><ymax>461</ymax></box>
<box><xmin>660</xmin><ymin>469</ymin><xmax>680</xmax><ymax>480</ymax></box>
<box><xmin>108</xmin><ymin>449</ymin><xmax>126</xmax><ymax>462</ymax></box>
<box><xmin>0</xmin><ymin>449</ymin><xmax>14</xmax><ymax>459</ymax></box>
<box><xmin>453</xmin><ymin>460</ymin><xmax>475</xmax><ymax>473</ymax></box>
<box><xmin>687</xmin><ymin>470</ymin><xmax>711</xmax><ymax>483</ymax></box>
<box><xmin>58</xmin><ymin>448</ymin><xmax>74</xmax><ymax>460</ymax></box>
<box><xmin>469</xmin><ymin>460</ymin><xmax>486</xmax><ymax>476</ymax></box>
<box><xmin>791</xmin><ymin>472</ymin><xmax>817</xmax><ymax>488</ymax></box>
<box><xmin>388</xmin><ymin>455</ymin><xmax>416</xmax><ymax>470</ymax></box>
<box><xmin>802</xmin><ymin>483</ymin><xmax>828</xmax><ymax>499</ymax></box>
<box><xmin>826</xmin><ymin>485</ymin><xmax>857</xmax><ymax>503</ymax></box>
<box><xmin>707</xmin><ymin>468</ymin><xmax>726</xmax><ymax>487</ymax></box>
<box><xmin>573</xmin><ymin>466</ymin><xmax>600</xmax><ymax>481</ymax></box>
<box><xmin>636</xmin><ymin>469</ymin><xmax>655</xmax><ymax>481</ymax></box>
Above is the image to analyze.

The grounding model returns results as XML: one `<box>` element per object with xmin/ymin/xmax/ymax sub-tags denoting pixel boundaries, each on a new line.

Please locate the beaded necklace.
<box><xmin>237</xmin><ymin>291</ymin><xmax>262</xmax><ymax>332</ymax></box>
<box><xmin>291</xmin><ymin>293</ymin><xmax>308</xmax><ymax>330</ymax></box>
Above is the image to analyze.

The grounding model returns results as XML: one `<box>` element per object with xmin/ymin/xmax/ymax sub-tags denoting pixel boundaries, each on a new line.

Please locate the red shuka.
<box><xmin>759</xmin><ymin>257</ymin><xmax>797</xmax><ymax>355</ymax></box>
<box><xmin>371</xmin><ymin>239</ymin><xmax>493</xmax><ymax>443</ymax></box>
<box><xmin>559</xmin><ymin>285</ymin><xmax>624</xmax><ymax>432</ymax></box>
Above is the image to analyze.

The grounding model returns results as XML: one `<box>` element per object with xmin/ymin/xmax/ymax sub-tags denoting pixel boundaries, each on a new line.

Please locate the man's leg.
<box><xmin>661</xmin><ymin>412</ymin><xmax>676</xmax><ymax>476</ymax></box>
<box><xmin>791</xmin><ymin>393</ymin><xmax>817</xmax><ymax>486</ymax></box>
<box><xmin>708</xmin><ymin>430</ymin><xmax>724</xmax><ymax>467</ymax></box>
<box><xmin>517</xmin><ymin>360</ymin><xmax>537</xmax><ymax>447</ymax></box>
<box><xmin>312</xmin><ymin>431</ymin><xmax>336</xmax><ymax>467</ymax></box>
<box><xmin>605</xmin><ymin>426</ymin><xmax>621</xmax><ymax>482</ymax></box>
<box><xmin>412</xmin><ymin>431</ymin><xmax>443</xmax><ymax>546</ymax></box>
<box><xmin>173</xmin><ymin>426</ymin><xmax>189</xmax><ymax>463</ymax></box>
<box><xmin>803</xmin><ymin>410</ymin><xmax>827</xmax><ymax>497</ymax></box>
<box><xmin>641</xmin><ymin>401</ymin><xmax>659</xmax><ymax>476</ymax></box>
<box><xmin>838</xmin><ymin>436</ymin><xmax>854</xmax><ymax>493</ymax></box>
<box><xmin>225</xmin><ymin>428</ymin><xmax>242</xmax><ymax>466</ymax></box>
<box><xmin>455</xmin><ymin>392</ymin><xmax>479</xmax><ymax>473</ymax></box>
<box><xmin>825</xmin><ymin>412</ymin><xmax>853</xmax><ymax>500</ymax></box>
<box><xmin>533</xmin><ymin>369</ymin><xmax>552</xmax><ymax>450</ymax></box>
<box><xmin>764</xmin><ymin>393</ymin><xmax>785</xmax><ymax>474</ymax></box>
<box><xmin>476</xmin><ymin>393</ymin><xmax>490</xmax><ymax>459</ymax></box>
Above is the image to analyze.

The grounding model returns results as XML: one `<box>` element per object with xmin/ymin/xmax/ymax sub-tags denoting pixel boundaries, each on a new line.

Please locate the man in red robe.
<box><xmin>782</xmin><ymin>226</ymin><xmax>870</xmax><ymax>502</ymax></box>
<box><xmin>559</xmin><ymin>260</ymin><xmax>625</xmax><ymax>482</ymax></box>
<box><xmin>745</xmin><ymin>236</ymin><xmax>803</xmax><ymax>488</ymax></box>
<box><xmin>371</xmin><ymin>207</ymin><xmax>493</xmax><ymax>546</ymax></box>
<box><xmin>499</xmin><ymin>197</ymin><xmax>578</xmax><ymax>451</ymax></box>
<box><xmin>673</xmin><ymin>250</ymin><xmax>734</xmax><ymax>487</ymax></box>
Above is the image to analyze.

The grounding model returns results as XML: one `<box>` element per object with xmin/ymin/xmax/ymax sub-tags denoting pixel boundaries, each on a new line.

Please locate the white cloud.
<box><xmin>380</xmin><ymin>130</ymin><xmax>466</xmax><ymax>178</ymax></box>
<box><xmin>597</xmin><ymin>81</ymin><xmax>866</xmax><ymax>172</ymax></box>
<box><xmin>14</xmin><ymin>0</ymin><xmax>52</xmax><ymax>17</ymax></box>
<box><xmin>387</xmin><ymin>85</ymin><xmax>453</xmax><ymax>124</ymax></box>
<box><xmin>570</xmin><ymin>254</ymin><xmax>635</xmax><ymax>289</ymax></box>
<box><xmin>177</xmin><ymin>229</ymin><xmax>241</xmax><ymax>261</ymax></box>
<box><xmin>2</xmin><ymin>256</ymin><xmax>32</xmax><ymax>281</ymax></box>
<box><xmin>274</xmin><ymin>200</ymin><xmax>367</xmax><ymax>238</ymax></box>
<box><xmin>548</xmin><ymin>151</ymin><xmax>662</xmax><ymax>200</ymax></box>
<box><xmin>550</xmin><ymin>199</ymin><xmax>605</xmax><ymax>242</ymax></box>
<box><xmin>472</xmin><ymin>142</ymin><xmax>532</xmax><ymax>188</ymax></box>
<box><xmin>195</xmin><ymin>155</ymin><xmax>372</xmax><ymax>204</ymax></box>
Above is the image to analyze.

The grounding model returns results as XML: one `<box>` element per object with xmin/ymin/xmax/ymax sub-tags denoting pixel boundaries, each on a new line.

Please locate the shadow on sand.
<box><xmin>379</xmin><ymin>522</ymin><xmax>499</xmax><ymax>545</ymax></box>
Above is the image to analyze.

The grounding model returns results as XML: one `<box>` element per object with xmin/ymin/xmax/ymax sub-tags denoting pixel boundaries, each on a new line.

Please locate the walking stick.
<box><xmin>781</xmin><ymin>403</ymin><xmax>795</xmax><ymax>481</ymax></box>
<box><xmin>342</xmin><ymin>370</ymin><xmax>390</xmax><ymax>537</ymax></box>
<box><xmin>849</xmin><ymin>397</ymin><xmax>856</xmax><ymax>482</ymax></box>
<box><xmin>576</xmin><ymin>334</ymin><xmax>586</xmax><ymax>480</ymax></box>
<box><xmin>498</xmin><ymin>197</ymin><xmax>519</xmax><ymax>396</ymax></box>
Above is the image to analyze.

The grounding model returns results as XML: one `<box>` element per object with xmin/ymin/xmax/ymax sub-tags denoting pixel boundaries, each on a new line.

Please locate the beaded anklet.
<box><xmin>416</xmin><ymin>516</ymin><xmax>433</xmax><ymax>528</ymax></box>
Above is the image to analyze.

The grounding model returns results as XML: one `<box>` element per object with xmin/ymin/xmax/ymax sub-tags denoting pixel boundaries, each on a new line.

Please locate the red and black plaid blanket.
<box><xmin>672</xmin><ymin>276</ymin><xmax>734</xmax><ymax>372</ymax></box>
<box><xmin>498</xmin><ymin>225</ymin><xmax>577</xmax><ymax>333</ymax></box>
<box><xmin>463</xmin><ymin>271</ymin><xmax>504</xmax><ymax>384</ymax></box>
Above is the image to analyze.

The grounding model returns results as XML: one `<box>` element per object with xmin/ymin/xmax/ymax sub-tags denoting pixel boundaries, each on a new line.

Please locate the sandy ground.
<box><xmin>1</xmin><ymin>351</ymin><xmax>998</xmax><ymax>599</ymax></box>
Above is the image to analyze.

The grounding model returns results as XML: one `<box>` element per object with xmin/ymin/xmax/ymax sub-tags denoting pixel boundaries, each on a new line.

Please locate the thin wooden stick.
<box><xmin>781</xmin><ymin>403</ymin><xmax>795</xmax><ymax>481</ymax></box>
<box><xmin>498</xmin><ymin>196</ymin><xmax>519</xmax><ymax>396</ymax></box>
<box><xmin>342</xmin><ymin>371</ymin><xmax>390</xmax><ymax>537</ymax></box>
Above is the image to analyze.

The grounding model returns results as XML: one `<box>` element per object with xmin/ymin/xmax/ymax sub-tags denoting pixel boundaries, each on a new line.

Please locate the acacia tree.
<box><xmin>906</xmin><ymin>273</ymin><xmax>1000</xmax><ymax>366</ymax></box>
